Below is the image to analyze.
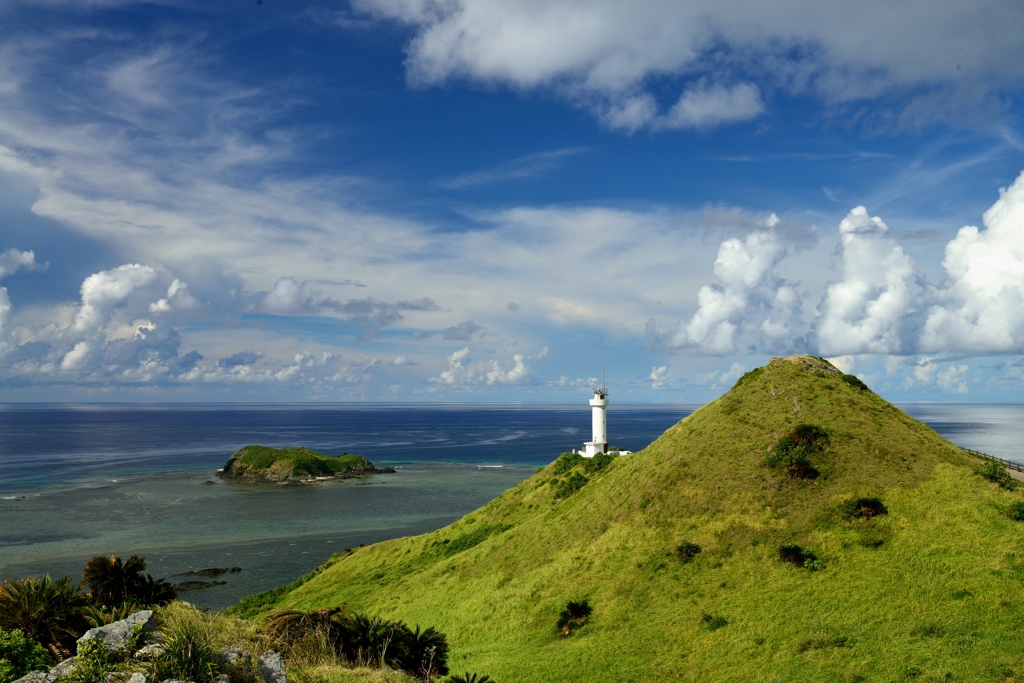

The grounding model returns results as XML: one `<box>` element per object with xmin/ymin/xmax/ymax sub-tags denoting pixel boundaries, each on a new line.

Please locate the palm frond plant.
<box><xmin>445</xmin><ymin>674</ymin><xmax>492</xmax><ymax>683</ymax></box>
<box><xmin>132</xmin><ymin>575</ymin><xmax>177</xmax><ymax>607</ymax></box>
<box><xmin>265</xmin><ymin>607</ymin><xmax>350</xmax><ymax>660</ymax></box>
<box><xmin>82</xmin><ymin>555</ymin><xmax>176</xmax><ymax>612</ymax></box>
<box><xmin>398</xmin><ymin>624</ymin><xmax>449</xmax><ymax>679</ymax></box>
<box><xmin>347</xmin><ymin>614</ymin><xmax>403</xmax><ymax>669</ymax></box>
<box><xmin>0</xmin><ymin>575</ymin><xmax>91</xmax><ymax>658</ymax></box>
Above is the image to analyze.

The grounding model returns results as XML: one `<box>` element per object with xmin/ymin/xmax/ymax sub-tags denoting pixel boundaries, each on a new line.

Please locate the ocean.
<box><xmin>1</xmin><ymin>402</ymin><xmax>1021</xmax><ymax>609</ymax></box>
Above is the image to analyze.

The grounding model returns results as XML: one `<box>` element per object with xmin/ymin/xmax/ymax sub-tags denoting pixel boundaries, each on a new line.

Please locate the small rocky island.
<box><xmin>218</xmin><ymin>445</ymin><xmax>395</xmax><ymax>485</ymax></box>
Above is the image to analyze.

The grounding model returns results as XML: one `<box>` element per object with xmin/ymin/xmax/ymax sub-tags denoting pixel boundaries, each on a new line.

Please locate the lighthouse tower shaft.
<box><xmin>583</xmin><ymin>389</ymin><xmax>609</xmax><ymax>458</ymax></box>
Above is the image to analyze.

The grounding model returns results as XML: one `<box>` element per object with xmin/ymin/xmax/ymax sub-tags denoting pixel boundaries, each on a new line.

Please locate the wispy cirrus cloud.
<box><xmin>437</xmin><ymin>147</ymin><xmax>588</xmax><ymax>189</ymax></box>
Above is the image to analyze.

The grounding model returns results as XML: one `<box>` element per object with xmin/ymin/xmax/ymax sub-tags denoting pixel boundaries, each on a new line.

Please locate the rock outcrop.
<box><xmin>10</xmin><ymin>610</ymin><xmax>287</xmax><ymax>683</ymax></box>
<box><xmin>78</xmin><ymin>610</ymin><xmax>156</xmax><ymax>656</ymax></box>
<box><xmin>219</xmin><ymin>645</ymin><xmax>254</xmax><ymax>682</ymax></box>
<box><xmin>257</xmin><ymin>651</ymin><xmax>287</xmax><ymax>683</ymax></box>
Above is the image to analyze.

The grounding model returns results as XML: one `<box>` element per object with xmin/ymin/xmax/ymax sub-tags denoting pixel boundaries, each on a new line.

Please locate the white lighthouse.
<box><xmin>582</xmin><ymin>386</ymin><xmax>609</xmax><ymax>458</ymax></box>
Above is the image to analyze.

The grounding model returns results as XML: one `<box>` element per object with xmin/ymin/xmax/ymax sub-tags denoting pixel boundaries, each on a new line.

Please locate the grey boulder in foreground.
<box><xmin>78</xmin><ymin>610</ymin><xmax>156</xmax><ymax>656</ymax></box>
<box><xmin>257</xmin><ymin>651</ymin><xmax>287</xmax><ymax>683</ymax></box>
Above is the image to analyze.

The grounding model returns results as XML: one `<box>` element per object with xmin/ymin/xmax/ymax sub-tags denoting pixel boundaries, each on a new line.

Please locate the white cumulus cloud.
<box><xmin>720</xmin><ymin>362</ymin><xmax>745</xmax><ymax>384</ymax></box>
<box><xmin>431</xmin><ymin>346</ymin><xmax>534</xmax><ymax>386</ymax></box>
<box><xmin>921</xmin><ymin>170</ymin><xmax>1024</xmax><ymax>353</ymax></box>
<box><xmin>937</xmin><ymin>364</ymin><xmax>969</xmax><ymax>393</ymax></box>
<box><xmin>71</xmin><ymin>264</ymin><xmax>158</xmax><ymax>336</ymax></box>
<box><xmin>353</xmin><ymin>0</ymin><xmax>1024</xmax><ymax>131</ymax></box>
<box><xmin>0</xmin><ymin>248</ymin><xmax>44</xmax><ymax>280</ymax></box>
<box><xmin>673</xmin><ymin>229</ymin><xmax>802</xmax><ymax>354</ymax></box>
<box><xmin>60</xmin><ymin>341</ymin><xmax>90</xmax><ymax>371</ymax></box>
<box><xmin>649</xmin><ymin>365</ymin><xmax>668</xmax><ymax>389</ymax></box>
<box><xmin>149</xmin><ymin>279</ymin><xmax>204</xmax><ymax>314</ymax></box>
<box><xmin>660</xmin><ymin>81</ymin><xmax>764</xmax><ymax>130</ymax></box>
<box><xmin>813</xmin><ymin>207</ymin><xmax>921</xmax><ymax>356</ymax></box>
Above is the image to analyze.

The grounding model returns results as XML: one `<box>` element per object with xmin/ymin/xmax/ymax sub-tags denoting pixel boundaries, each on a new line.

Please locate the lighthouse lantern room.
<box><xmin>582</xmin><ymin>386</ymin><xmax>609</xmax><ymax>458</ymax></box>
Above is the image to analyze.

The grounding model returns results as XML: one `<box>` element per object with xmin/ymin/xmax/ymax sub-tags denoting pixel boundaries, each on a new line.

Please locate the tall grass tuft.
<box><xmin>150</xmin><ymin>605</ymin><xmax>220</xmax><ymax>683</ymax></box>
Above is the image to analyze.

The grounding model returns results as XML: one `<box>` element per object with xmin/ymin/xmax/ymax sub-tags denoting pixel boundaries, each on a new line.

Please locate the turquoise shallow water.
<box><xmin>0</xmin><ymin>464</ymin><xmax>534</xmax><ymax>609</ymax></box>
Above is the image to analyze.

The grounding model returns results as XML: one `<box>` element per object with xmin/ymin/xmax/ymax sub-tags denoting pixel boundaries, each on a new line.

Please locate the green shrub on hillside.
<box><xmin>442</xmin><ymin>524</ymin><xmax>511</xmax><ymax>557</ymax></box>
<box><xmin>700</xmin><ymin>613</ymin><xmax>728</xmax><ymax>631</ymax></box>
<box><xmin>841</xmin><ymin>373</ymin><xmax>871</xmax><ymax>391</ymax></box>
<box><xmin>765</xmin><ymin>424</ymin><xmax>829</xmax><ymax>480</ymax></box>
<box><xmin>556</xmin><ymin>600</ymin><xmax>592</xmax><ymax>638</ymax></box>
<box><xmin>778</xmin><ymin>545</ymin><xmax>821</xmax><ymax>570</ymax></box>
<box><xmin>552</xmin><ymin>472</ymin><xmax>589</xmax><ymax>500</ymax></box>
<box><xmin>552</xmin><ymin>452</ymin><xmax>583</xmax><ymax>475</ymax></box>
<box><xmin>675</xmin><ymin>542</ymin><xmax>702</xmax><ymax>563</ymax></box>
<box><xmin>839</xmin><ymin>497</ymin><xmax>889</xmax><ymax>520</ymax></box>
<box><xmin>0</xmin><ymin>628</ymin><xmax>52</xmax><ymax>683</ymax></box>
<box><xmin>1007</xmin><ymin>501</ymin><xmax>1024</xmax><ymax>521</ymax></box>
<box><xmin>732</xmin><ymin>366</ymin><xmax>763</xmax><ymax>388</ymax></box>
<box><xmin>583</xmin><ymin>452</ymin><xmax>614</xmax><ymax>474</ymax></box>
<box><xmin>401</xmin><ymin>625</ymin><xmax>450</xmax><ymax>680</ymax></box>
<box><xmin>977</xmin><ymin>460</ymin><xmax>1017</xmax><ymax>490</ymax></box>
<box><xmin>65</xmin><ymin>638</ymin><xmax>117</xmax><ymax>683</ymax></box>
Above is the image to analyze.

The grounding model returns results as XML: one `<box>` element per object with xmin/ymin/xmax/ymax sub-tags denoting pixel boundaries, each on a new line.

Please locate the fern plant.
<box><xmin>0</xmin><ymin>576</ymin><xmax>91</xmax><ymax>658</ymax></box>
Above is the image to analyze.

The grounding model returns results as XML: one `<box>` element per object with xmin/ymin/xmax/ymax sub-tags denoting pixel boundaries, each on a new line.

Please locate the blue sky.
<box><xmin>2</xmin><ymin>0</ymin><xmax>1024</xmax><ymax>402</ymax></box>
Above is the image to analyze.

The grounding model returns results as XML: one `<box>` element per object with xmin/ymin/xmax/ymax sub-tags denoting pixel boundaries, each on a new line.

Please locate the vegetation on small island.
<box><xmin>219</xmin><ymin>446</ymin><xmax>394</xmax><ymax>484</ymax></box>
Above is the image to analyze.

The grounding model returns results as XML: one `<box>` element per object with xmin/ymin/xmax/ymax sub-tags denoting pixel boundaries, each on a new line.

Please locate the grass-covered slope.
<box><xmin>246</xmin><ymin>356</ymin><xmax>1024</xmax><ymax>681</ymax></box>
<box><xmin>219</xmin><ymin>446</ymin><xmax>385</xmax><ymax>483</ymax></box>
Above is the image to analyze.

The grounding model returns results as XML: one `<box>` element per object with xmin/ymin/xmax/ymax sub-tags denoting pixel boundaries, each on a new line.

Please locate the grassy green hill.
<box><xmin>219</xmin><ymin>445</ymin><xmax>384</xmax><ymax>483</ymax></box>
<box><xmin>235</xmin><ymin>356</ymin><xmax>1024</xmax><ymax>681</ymax></box>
